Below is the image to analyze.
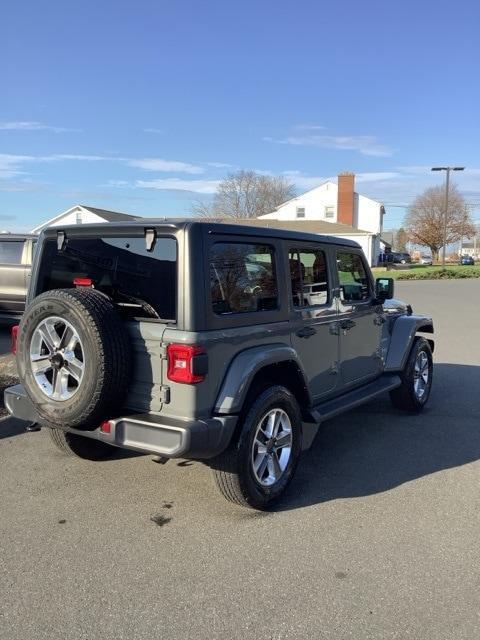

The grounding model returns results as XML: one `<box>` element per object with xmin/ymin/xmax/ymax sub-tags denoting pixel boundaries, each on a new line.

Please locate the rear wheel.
<box><xmin>211</xmin><ymin>386</ymin><xmax>302</xmax><ymax>509</ymax></box>
<box><xmin>49</xmin><ymin>428</ymin><xmax>117</xmax><ymax>461</ymax></box>
<box><xmin>390</xmin><ymin>337</ymin><xmax>433</xmax><ymax>412</ymax></box>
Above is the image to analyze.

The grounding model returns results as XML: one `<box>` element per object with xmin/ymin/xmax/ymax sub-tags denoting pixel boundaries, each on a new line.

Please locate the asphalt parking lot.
<box><xmin>1</xmin><ymin>279</ymin><xmax>479</xmax><ymax>640</ymax></box>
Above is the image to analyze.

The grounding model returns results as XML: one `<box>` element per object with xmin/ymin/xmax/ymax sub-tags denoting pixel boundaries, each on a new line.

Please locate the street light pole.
<box><xmin>442</xmin><ymin>168</ymin><xmax>450</xmax><ymax>269</ymax></box>
<box><xmin>431</xmin><ymin>166</ymin><xmax>465</xmax><ymax>268</ymax></box>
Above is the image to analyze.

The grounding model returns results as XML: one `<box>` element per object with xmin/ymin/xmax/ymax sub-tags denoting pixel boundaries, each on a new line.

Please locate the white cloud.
<box><xmin>294</xmin><ymin>124</ymin><xmax>326</xmax><ymax>131</ymax></box>
<box><xmin>356</xmin><ymin>172</ymin><xmax>400</xmax><ymax>182</ymax></box>
<box><xmin>205</xmin><ymin>161</ymin><xmax>234</xmax><ymax>169</ymax></box>
<box><xmin>0</xmin><ymin>121</ymin><xmax>81</xmax><ymax>133</ymax></box>
<box><xmin>0</xmin><ymin>153</ymin><xmax>113</xmax><ymax>179</ymax></box>
<box><xmin>0</xmin><ymin>181</ymin><xmax>45</xmax><ymax>193</ymax></box>
<box><xmin>253</xmin><ymin>169</ymin><xmax>275</xmax><ymax>176</ymax></box>
<box><xmin>136</xmin><ymin>178</ymin><xmax>221</xmax><ymax>193</ymax></box>
<box><xmin>0</xmin><ymin>153</ymin><xmax>210</xmax><ymax>183</ymax></box>
<box><xmin>51</xmin><ymin>154</ymin><xmax>107</xmax><ymax>162</ymax></box>
<box><xmin>282</xmin><ymin>170</ymin><xmax>406</xmax><ymax>197</ymax></box>
<box><xmin>102</xmin><ymin>180</ymin><xmax>131</xmax><ymax>188</ymax></box>
<box><xmin>263</xmin><ymin>134</ymin><xmax>393</xmax><ymax>157</ymax></box>
<box><xmin>0</xmin><ymin>154</ymin><xmax>36</xmax><ymax>178</ymax></box>
<box><xmin>126</xmin><ymin>158</ymin><xmax>204</xmax><ymax>174</ymax></box>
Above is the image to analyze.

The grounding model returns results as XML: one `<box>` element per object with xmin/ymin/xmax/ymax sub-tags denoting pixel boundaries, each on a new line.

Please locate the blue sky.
<box><xmin>2</xmin><ymin>0</ymin><xmax>480</xmax><ymax>231</ymax></box>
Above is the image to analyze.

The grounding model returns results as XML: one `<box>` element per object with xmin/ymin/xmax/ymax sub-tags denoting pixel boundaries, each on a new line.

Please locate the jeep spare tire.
<box><xmin>17</xmin><ymin>288</ymin><xmax>132</xmax><ymax>430</ymax></box>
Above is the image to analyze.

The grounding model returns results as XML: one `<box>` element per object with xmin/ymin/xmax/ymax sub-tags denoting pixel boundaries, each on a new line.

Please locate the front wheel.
<box><xmin>390</xmin><ymin>337</ymin><xmax>433</xmax><ymax>412</ymax></box>
<box><xmin>211</xmin><ymin>386</ymin><xmax>302</xmax><ymax>509</ymax></box>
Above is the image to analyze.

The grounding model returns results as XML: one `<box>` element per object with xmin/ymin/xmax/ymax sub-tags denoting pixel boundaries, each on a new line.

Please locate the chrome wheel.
<box><xmin>413</xmin><ymin>350</ymin><xmax>429</xmax><ymax>399</ymax></box>
<box><xmin>251</xmin><ymin>408</ymin><xmax>293</xmax><ymax>487</ymax></box>
<box><xmin>29</xmin><ymin>317</ymin><xmax>85</xmax><ymax>401</ymax></box>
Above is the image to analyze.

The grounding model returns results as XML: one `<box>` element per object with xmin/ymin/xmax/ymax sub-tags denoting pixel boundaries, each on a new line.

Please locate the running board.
<box><xmin>309</xmin><ymin>374</ymin><xmax>402</xmax><ymax>424</ymax></box>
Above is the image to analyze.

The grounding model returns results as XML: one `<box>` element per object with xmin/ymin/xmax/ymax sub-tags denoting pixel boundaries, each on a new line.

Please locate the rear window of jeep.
<box><xmin>37</xmin><ymin>236</ymin><xmax>177</xmax><ymax>320</ymax></box>
<box><xmin>210</xmin><ymin>242</ymin><xmax>278</xmax><ymax>314</ymax></box>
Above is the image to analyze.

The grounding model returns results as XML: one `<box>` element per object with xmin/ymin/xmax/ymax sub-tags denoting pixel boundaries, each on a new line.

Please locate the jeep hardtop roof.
<box><xmin>41</xmin><ymin>218</ymin><xmax>361</xmax><ymax>249</ymax></box>
<box><xmin>0</xmin><ymin>233</ymin><xmax>37</xmax><ymax>240</ymax></box>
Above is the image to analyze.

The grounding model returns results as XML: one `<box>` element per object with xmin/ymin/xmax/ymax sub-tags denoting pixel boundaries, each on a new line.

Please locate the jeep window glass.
<box><xmin>37</xmin><ymin>236</ymin><xmax>177</xmax><ymax>320</ymax></box>
<box><xmin>336</xmin><ymin>251</ymin><xmax>370</xmax><ymax>301</ymax></box>
<box><xmin>0</xmin><ymin>240</ymin><xmax>24</xmax><ymax>264</ymax></box>
<box><xmin>288</xmin><ymin>248</ymin><xmax>328</xmax><ymax>307</ymax></box>
<box><xmin>210</xmin><ymin>243</ymin><xmax>278</xmax><ymax>314</ymax></box>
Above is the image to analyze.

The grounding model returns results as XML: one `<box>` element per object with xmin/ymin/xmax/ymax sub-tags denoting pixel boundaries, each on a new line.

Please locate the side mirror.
<box><xmin>375</xmin><ymin>277</ymin><xmax>394</xmax><ymax>300</ymax></box>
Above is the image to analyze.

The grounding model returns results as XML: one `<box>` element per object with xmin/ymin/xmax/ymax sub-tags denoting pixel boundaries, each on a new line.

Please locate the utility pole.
<box><xmin>459</xmin><ymin>204</ymin><xmax>468</xmax><ymax>256</ymax></box>
<box><xmin>431</xmin><ymin>166</ymin><xmax>465</xmax><ymax>268</ymax></box>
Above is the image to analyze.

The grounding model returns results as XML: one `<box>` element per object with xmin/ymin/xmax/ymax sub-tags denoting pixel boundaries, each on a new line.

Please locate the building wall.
<box><xmin>356</xmin><ymin>194</ymin><xmax>382</xmax><ymax>234</ymax></box>
<box><xmin>46</xmin><ymin>209</ymin><xmax>105</xmax><ymax>228</ymax></box>
<box><xmin>460</xmin><ymin>245</ymin><xmax>479</xmax><ymax>258</ymax></box>
<box><xmin>329</xmin><ymin>233</ymin><xmax>375</xmax><ymax>266</ymax></box>
<box><xmin>261</xmin><ymin>182</ymin><xmax>339</xmax><ymax>222</ymax></box>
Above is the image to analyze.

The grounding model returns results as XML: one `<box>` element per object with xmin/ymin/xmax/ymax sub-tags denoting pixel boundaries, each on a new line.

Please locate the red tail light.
<box><xmin>100</xmin><ymin>420</ymin><xmax>112</xmax><ymax>434</ymax></box>
<box><xmin>167</xmin><ymin>344</ymin><xmax>207</xmax><ymax>384</ymax></box>
<box><xmin>11</xmin><ymin>325</ymin><xmax>19</xmax><ymax>355</ymax></box>
<box><xmin>73</xmin><ymin>277</ymin><xmax>93</xmax><ymax>287</ymax></box>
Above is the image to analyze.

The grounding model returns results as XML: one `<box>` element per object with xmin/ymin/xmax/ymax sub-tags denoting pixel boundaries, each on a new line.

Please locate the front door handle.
<box><xmin>340</xmin><ymin>319</ymin><xmax>356</xmax><ymax>331</ymax></box>
<box><xmin>296</xmin><ymin>326</ymin><xmax>316</xmax><ymax>338</ymax></box>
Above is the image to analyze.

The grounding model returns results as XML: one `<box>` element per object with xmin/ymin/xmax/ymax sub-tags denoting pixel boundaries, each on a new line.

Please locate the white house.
<box><xmin>254</xmin><ymin>173</ymin><xmax>388</xmax><ymax>265</ymax></box>
<box><xmin>31</xmin><ymin>205</ymin><xmax>140</xmax><ymax>234</ymax></box>
<box><xmin>459</xmin><ymin>240</ymin><xmax>479</xmax><ymax>259</ymax></box>
<box><xmin>260</xmin><ymin>172</ymin><xmax>386</xmax><ymax>235</ymax></box>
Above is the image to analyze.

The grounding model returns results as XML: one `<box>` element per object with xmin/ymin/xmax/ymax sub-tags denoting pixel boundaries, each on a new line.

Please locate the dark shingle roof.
<box><xmin>224</xmin><ymin>217</ymin><xmax>372</xmax><ymax>235</ymax></box>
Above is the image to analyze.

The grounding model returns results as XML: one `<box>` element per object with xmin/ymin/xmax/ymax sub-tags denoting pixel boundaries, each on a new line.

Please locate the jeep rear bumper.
<box><xmin>4</xmin><ymin>385</ymin><xmax>237</xmax><ymax>459</ymax></box>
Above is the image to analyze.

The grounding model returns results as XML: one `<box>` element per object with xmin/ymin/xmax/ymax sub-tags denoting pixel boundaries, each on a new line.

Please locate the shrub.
<box><xmin>396</xmin><ymin>266</ymin><xmax>480</xmax><ymax>280</ymax></box>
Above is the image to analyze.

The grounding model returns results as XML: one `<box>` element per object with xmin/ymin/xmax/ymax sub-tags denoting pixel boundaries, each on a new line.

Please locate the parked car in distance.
<box><xmin>420</xmin><ymin>254</ymin><xmax>433</xmax><ymax>265</ymax></box>
<box><xmin>391</xmin><ymin>252</ymin><xmax>412</xmax><ymax>264</ymax></box>
<box><xmin>4</xmin><ymin>220</ymin><xmax>434</xmax><ymax>510</ymax></box>
<box><xmin>459</xmin><ymin>255</ymin><xmax>475</xmax><ymax>266</ymax></box>
<box><xmin>0</xmin><ymin>234</ymin><xmax>37</xmax><ymax>320</ymax></box>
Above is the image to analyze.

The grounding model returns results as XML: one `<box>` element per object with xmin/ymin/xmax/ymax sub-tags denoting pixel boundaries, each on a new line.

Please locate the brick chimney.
<box><xmin>337</xmin><ymin>172</ymin><xmax>355</xmax><ymax>226</ymax></box>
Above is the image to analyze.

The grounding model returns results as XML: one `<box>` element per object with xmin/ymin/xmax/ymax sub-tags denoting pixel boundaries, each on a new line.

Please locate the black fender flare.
<box><xmin>214</xmin><ymin>344</ymin><xmax>310</xmax><ymax>415</ymax></box>
<box><xmin>384</xmin><ymin>315</ymin><xmax>434</xmax><ymax>372</ymax></box>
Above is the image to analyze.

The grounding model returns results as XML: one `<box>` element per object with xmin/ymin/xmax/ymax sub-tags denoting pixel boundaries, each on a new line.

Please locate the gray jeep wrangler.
<box><xmin>5</xmin><ymin>220</ymin><xmax>434</xmax><ymax>509</ymax></box>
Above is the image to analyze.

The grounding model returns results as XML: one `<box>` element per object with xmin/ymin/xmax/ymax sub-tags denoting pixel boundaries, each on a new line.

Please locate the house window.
<box><xmin>76</xmin><ymin>210</ymin><xmax>83</xmax><ymax>224</ymax></box>
<box><xmin>296</xmin><ymin>207</ymin><xmax>305</xmax><ymax>218</ymax></box>
<box><xmin>325</xmin><ymin>206</ymin><xmax>334</xmax><ymax>219</ymax></box>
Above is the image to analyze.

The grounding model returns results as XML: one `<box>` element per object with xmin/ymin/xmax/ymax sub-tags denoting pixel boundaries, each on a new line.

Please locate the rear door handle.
<box><xmin>296</xmin><ymin>326</ymin><xmax>316</xmax><ymax>338</ymax></box>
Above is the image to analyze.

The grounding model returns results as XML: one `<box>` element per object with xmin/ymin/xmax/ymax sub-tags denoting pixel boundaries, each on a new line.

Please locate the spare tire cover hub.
<box><xmin>30</xmin><ymin>316</ymin><xmax>85</xmax><ymax>401</ymax></box>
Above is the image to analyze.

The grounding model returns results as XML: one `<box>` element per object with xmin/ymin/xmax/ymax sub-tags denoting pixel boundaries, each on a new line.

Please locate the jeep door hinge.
<box><xmin>329</xmin><ymin>361</ymin><xmax>340</xmax><ymax>375</ymax></box>
<box><xmin>329</xmin><ymin>323</ymin><xmax>340</xmax><ymax>336</ymax></box>
<box><xmin>160</xmin><ymin>386</ymin><xmax>171</xmax><ymax>403</ymax></box>
<box><xmin>159</xmin><ymin>343</ymin><xmax>169</xmax><ymax>359</ymax></box>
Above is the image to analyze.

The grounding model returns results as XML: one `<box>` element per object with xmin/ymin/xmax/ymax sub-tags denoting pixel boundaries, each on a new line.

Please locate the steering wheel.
<box><xmin>244</xmin><ymin>285</ymin><xmax>263</xmax><ymax>296</ymax></box>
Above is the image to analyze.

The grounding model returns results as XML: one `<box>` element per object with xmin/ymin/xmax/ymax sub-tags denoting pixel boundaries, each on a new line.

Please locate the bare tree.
<box><xmin>192</xmin><ymin>170</ymin><xmax>296</xmax><ymax>219</ymax></box>
<box><xmin>394</xmin><ymin>227</ymin><xmax>408</xmax><ymax>252</ymax></box>
<box><xmin>405</xmin><ymin>184</ymin><xmax>475</xmax><ymax>260</ymax></box>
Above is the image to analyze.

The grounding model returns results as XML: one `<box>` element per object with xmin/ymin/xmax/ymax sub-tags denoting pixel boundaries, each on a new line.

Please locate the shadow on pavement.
<box><xmin>277</xmin><ymin>363</ymin><xmax>480</xmax><ymax>511</ymax></box>
<box><xmin>0</xmin><ymin>417</ymin><xmax>29</xmax><ymax>439</ymax></box>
